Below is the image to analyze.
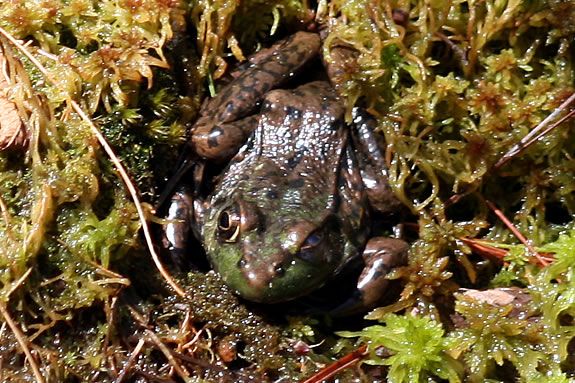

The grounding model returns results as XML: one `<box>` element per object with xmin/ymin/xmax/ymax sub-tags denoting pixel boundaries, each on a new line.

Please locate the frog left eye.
<box><xmin>296</xmin><ymin>231</ymin><xmax>323</xmax><ymax>263</ymax></box>
<box><xmin>217</xmin><ymin>205</ymin><xmax>241</xmax><ymax>242</ymax></box>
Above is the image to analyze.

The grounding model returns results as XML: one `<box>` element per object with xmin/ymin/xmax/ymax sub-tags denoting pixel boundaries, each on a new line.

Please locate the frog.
<box><xmin>162</xmin><ymin>31</ymin><xmax>408</xmax><ymax>314</ymax></box>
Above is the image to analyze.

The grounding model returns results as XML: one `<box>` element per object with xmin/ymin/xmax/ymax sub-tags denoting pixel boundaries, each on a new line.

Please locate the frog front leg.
<box><xmin>333</xmin><ymin>237</ymin><xmax>408</xmax><ymax>316</ymax></box>
<box><xmin>351</xmin><ymin>107</ymin><xmax>403</xmax><ymax>215</ymax></box>
<box><xmin>161</xmin><ymin>184</ymin><xmax>195</xmax><ymax>270</ymax></box>
<box><xmin>161</xmin><ymin>180</ymin><xmax>207</xmax><ymax>270</ymax></box>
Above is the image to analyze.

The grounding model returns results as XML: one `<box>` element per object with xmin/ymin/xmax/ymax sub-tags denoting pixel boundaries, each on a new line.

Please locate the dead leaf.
<box><xmin>0</xmin><ymin>49</ymin><xmax>28</xmax><ymax>151</ymax></box>
<box><xmin>459</xmin><ymin>287</ymin><xmax>530</xmax><ymax>306</ymax></box>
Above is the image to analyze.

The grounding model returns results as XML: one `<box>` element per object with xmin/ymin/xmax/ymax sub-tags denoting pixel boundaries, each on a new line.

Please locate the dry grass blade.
<box><xmin>114</xmin><ymin>337</ymin><xmax>145</xmax><ymax>383</ymax></box>
<box><xmin>300</xmin><ymin>344</ymin><xmax>368</xmax><ymax>383</ymax></box>
<box><xmin>69</xmin><ymin>101</ymin><xmax>185</xmax><ymax>297</ymax></box>
<box><xmin>0</xmin><ymin>304</ymin><xmax>45</xmax><ymax>383</ymax></box>
<box><xmin>0</xmin><ymin>26</ymin><xmax>185</xmax><ymax>297</ymax></box>
<box><xmin>0</xmin><ymin>268</ymin><xmax>43</xmax><ymax>383</ymax></box>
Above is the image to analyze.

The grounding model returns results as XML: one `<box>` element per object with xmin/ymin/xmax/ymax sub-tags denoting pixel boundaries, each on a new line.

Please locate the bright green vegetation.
<box><xmin>0</xmin><ymin>0</ymin><xmax>573</xmax><ymax>381</ymax></box>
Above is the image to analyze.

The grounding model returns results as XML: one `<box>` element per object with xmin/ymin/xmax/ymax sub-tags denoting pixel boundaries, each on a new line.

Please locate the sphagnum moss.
<box><xmin>0</xmin><ymin>0</ymin><xmax>574</xmax><ymax>382</ymax></box>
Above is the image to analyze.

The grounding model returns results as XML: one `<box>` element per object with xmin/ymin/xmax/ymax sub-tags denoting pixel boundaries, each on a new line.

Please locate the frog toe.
<box><xmin>331</xmin><ymin>237</ymin><xmax>408</xmax><ymax>316</ymax></box>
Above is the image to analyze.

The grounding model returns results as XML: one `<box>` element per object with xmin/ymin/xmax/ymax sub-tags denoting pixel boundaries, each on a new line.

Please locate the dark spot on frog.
<box><xmin>288</xmin><ymin>178</ymin><xmax>305</xmax><ymax>188</ymax></box>
<box><xmin>238</xmin><ymin>73</ymin><xmax>259</xmax><ymax>90</ymax></box>
<box><xmin>285</xmin><ymin>106</ymin><xmax>302</xmax><ymax>120</ymax></box>
<box><xmin>286</xmin><ymin>150</ymin><xmax>304</xmax><ymax>169</ymax></box>
<box><xmin>286</xmin><ymin>48</ymin><xmax>308</xmax><ymax>65</ymax></box>
<box><xmin>266</xmin><ymin>190</ymin><xmax>279</xmax><ymax>199</ymax></box>
<box><xmin>257</xmin><ymin>67</ymin><xmax>284</xmax><ymax>82</ymax></box>
<box><xmin>224</xmin><ymin>101</ymin><xmax>235</xmax><ymax>116</ymax></box>
<box><xmin>208</xmin><ymin>126</ymin><xmax>224</xmax><ymax>147</ymax></box>
<box><xmin>321</xmin><ymin>99</ymin><xmax>330</xmax><ymax>112</ymax></box>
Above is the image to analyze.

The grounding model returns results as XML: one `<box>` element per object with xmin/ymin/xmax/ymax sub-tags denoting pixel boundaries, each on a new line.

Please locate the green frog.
<box><xmin>163</xmin><ymin>31</ymin><xmax>408</xmax><ymax>313</ymax></box>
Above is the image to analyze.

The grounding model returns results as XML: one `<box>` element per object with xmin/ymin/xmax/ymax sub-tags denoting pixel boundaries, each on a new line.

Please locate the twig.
<box><xmin>460</xmin><ymin>237</ymin><xmax>554</xmax><ymax>265</ymax></box>
<box><xmin>114</xmin><ymin>337</ymin><xmax>145</xmax><ymax>383</ymax></box>
<box><xmin>69</xmin><ymin>99</ymin><xmax>185</xmax><ymax>297</ymax></box>
<box><xmin>459</xmin><ymin>237</ymin><xmax>508</xmax><ymax>261</ymax></box>
<box><xmin>495</xmin><ymin>92</ymin><xmax>575</xmax><ymax>169</ymax></box>
<box><xmin>6</xmin><ymin>267</ymin><xmax>32</xmax><ymax>297</ymax></box>
<box><xmin>525</xmin><ymin>108</ymin><xmax>575</xmax><ymax>150</ymax></box>
<box><xmin>0</xmin><ymin>268</ymin><xmax>44</xmax><ymax>383</ymax></box>
<box><xmin>486</xmin><ymin>200</ymin><xmax>550</xmax><ymax>266</ymax></box>
<box><xmin>128</xmin><ymin>306</ymin><xmax>192</xmax><ymax>381</ymax></box>
<box><xmin>0</xmin><ymin>26</ymin><xmax>185</xmax><ymax>297</ymax></box>
<box><xmin>0</xmin><ymin>305</ymin><xmax>44</xmax><ymax>383</ymax></box>
<box><xmin>300</xmin><ymin>344</ymin><xmax>368</xmax><ymax>383</ymax></box>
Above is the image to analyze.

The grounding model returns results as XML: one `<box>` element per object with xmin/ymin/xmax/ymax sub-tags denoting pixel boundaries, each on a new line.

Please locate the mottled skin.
<box><xmin>191</xmin><ymin>32</ymin><xmax>322</xmax><ymax>162</ymax></box>
<box><xmin>164</xmin><ymin>32</ymin><xmax>407</xmax><ymax>312</ymax></box>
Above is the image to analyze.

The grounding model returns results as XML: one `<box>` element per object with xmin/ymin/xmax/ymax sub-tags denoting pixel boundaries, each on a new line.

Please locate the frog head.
<box><xmin>203</xmin><ymin>188</ymin><xmax>347</xmax><ymax>303</ymax></box>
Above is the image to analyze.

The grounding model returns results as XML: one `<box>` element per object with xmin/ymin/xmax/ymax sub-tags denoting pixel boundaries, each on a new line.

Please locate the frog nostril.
<box><xmin>272</xmin><ymin>263</ymin><xmax>285</xmax><ymax>277</ymax></box>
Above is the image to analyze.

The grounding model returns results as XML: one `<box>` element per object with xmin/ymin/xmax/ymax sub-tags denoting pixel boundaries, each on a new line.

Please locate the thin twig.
<box><xmin>486</xmin><ymin>200</ymin><xmax>550</xmax><ymax>266</ymax></box>
<box><xmin>495</xmin><ymin>92</ymin><xmax>575</xmax><ymax>169</ymax></box>
<box><xmin>114</xmin><ymin>337</ymin><xmax>145</xmax><ymax>383</ymax></box>
<box><xmin>300</xmin><ymin>344</ymin><xmax>368</xmax><ymax>383</ymax></box>
<box><xmin>69</xmin><ymin>101</ymin><xmax>185</xmax><ymax>296</ymax></box>
<box><xmin>0</xmin><ymin>303</ymin><xmax>45</xmax><ymax>383</ymax></box>
<box><xmin>128</xmin><ymin>306</ymin><xmax>191</xmax><ymax>380</ymax></box>
<box><xmin>526</xmin><ymin>108</ymin><xmax>575</xmax><ymax>149</ymax></box>
<box><xmin>0</xmin><ymin>268</ymin><xmax>44</xmax><ymax>383</ymax></box>
<box><xmin>0</xmin><ymin>26</ymin><xmax>185</xmax><ymax>297</ymax></box>
<box><xmin>6</xmin><ymin>268</ymin><xmax>32</xmax><ymax>297</ymax></box>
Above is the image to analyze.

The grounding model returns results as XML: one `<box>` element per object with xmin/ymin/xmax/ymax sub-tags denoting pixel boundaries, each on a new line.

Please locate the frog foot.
<box><xmin>331</xmin><ymin>237</ymin><xmax>408</xmax><ymax>316</ymax></box>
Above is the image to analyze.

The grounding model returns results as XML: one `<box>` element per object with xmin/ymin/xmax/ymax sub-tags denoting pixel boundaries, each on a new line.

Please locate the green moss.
<box><xmin>340</xmin><ymin>314</ymin><xmax>463</xmax><ymax>382</ymax></box>
<box><xmin>0</xmin><ymin>0</ymin><xmax>574</xmax><ymax>381</ymax></box>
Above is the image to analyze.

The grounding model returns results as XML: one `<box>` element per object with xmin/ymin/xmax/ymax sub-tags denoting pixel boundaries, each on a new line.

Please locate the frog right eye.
<box><xmin>217</xmin><ymin>205</ymin><xmax>241</xmax><ymax>242</ymax></box>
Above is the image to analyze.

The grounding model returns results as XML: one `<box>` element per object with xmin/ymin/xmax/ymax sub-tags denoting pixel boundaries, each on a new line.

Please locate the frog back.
<box><xmin>203</xmin><ymin>82</ymin><xmax>368</xmax><ymax>302</ymax></box>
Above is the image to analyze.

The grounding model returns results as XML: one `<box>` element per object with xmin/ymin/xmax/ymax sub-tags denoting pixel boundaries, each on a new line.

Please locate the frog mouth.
<box><xmin>216</xmin><ymin>254</ymin><xmax>335</xmax><ymax>303</ymax></box>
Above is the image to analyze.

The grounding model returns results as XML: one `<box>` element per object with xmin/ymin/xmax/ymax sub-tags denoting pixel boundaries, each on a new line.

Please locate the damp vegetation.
<box><xmin>0</xmin><ymin>0</ymin><xmax>574</xmax><ymax>382</ymax></box>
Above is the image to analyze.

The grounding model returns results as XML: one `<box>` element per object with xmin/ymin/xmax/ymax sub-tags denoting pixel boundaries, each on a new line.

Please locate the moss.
<box><xmin>0</xmin><ymin>0</ymin><xmax>574</xmax><ymax>381</ymax></box>
<box><xmin>340</xmin><ymin>314</ymin><xmax>463</xmax><ymax>382</ymax></box>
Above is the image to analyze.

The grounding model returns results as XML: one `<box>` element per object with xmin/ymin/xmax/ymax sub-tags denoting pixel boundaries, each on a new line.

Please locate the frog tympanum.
<box><xmin>162</xmin><ymin>31</ymin><xmax>408</xmax><ymax>314</ymax></box>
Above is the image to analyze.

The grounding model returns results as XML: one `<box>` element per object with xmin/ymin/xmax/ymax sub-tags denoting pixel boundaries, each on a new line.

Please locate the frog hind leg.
<box><xmin>331</xmin><ymin>237</ymin><xmax>408</xmax><ymax>316</ymax></box>
<box><xmin>191</xmin><ymin>114</ymin><xmax>259</xmax><ymax>162</ymax></box>
<box><xmin>191</xmin><ymin>32</ymin><xmax>321</xmax><ymax>162</ymax></box>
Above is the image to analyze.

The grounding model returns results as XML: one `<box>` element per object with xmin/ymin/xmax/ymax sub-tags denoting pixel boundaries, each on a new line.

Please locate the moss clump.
<box><xmin>340</xmin><ymin>314</ymin><xmax>463</xmax><ymax>382</ymax></box>
<box><xmin>0</xmin><ymin>0</ymin><xmax>191</xmax><ymax>380</ymax></box>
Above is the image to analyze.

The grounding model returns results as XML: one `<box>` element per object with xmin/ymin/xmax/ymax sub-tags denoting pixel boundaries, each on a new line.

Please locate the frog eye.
<box><xmin>217</xmin><ymin>206</ymin><xmax>241</xmax><ymax>242</ymax></box>
<box><xmin>302</xmin><ymin>232</ymin><xmax>322</xmax><ymax>249</ymax></box>
<box><xmin>296</xmin><ymin>231</ymin><xmax>323</xmax><ymax>264</ymax></box>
